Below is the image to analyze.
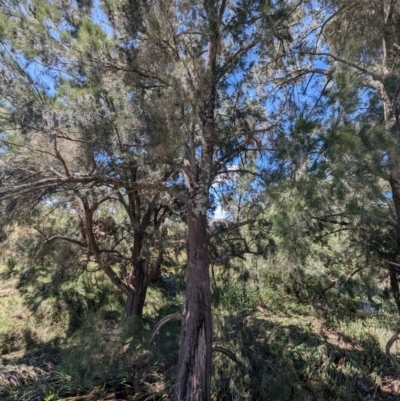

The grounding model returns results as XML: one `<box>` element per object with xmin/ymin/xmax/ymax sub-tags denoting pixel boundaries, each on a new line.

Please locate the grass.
<box><xmin>1</xmin><ymin>259</ymin><xmax>400</xmax><ymax>400</ymax></box>
<box><xmin>0</xmin><ymin>267</ymin><xmax>67</xmax><ymax>357</ymax></box>
<box><xmin>0</xmin><ymin>261</ymin><xmax>183</xmax><ymax>400</ymax></box>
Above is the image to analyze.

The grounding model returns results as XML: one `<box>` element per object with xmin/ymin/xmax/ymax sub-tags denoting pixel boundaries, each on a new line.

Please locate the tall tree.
<box><xmin>114</xmin><ymin>2</ymin><xmax>297</xmax><ymax>399</ymax></box>
<box><xmin>0</xmin><ymin>0</ymin><xmax>300</xmax><ymax>399</ymax></box>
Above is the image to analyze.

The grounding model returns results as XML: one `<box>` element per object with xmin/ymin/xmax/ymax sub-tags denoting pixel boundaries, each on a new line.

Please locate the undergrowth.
<box><xmin>1</xmin><ymin>260</ymin><xmax>400</xmax><ymax>400</ymax></box>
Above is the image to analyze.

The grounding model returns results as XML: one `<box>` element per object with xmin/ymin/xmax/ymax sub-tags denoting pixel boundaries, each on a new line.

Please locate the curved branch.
<box><xmin>320</xmin><ymin>265</ymin><xmax>368</xmax><ymax>295</ymax></box>
<box><xmin>212</xmin><ymin>345</ymin><xmax>247</xmax><ymax>372</ymax></box>
<box><xmin>386</xmin><ymin>327</ymin><xmax>400</xmax><ymax>372</ymax></box>
<box><xmin>45</xmin><ymin>234</ymin><xmax>87</xmax><ymax>248</ymax></box>
<box><xmin>149</xmin><ymin>312</ymin><xmax>182</xmax><ymax>344</ymax></box>
<box><xmin>53</xmin><ymin>137</ymin><xmax>71</xmax><ymax>177</ymax></box>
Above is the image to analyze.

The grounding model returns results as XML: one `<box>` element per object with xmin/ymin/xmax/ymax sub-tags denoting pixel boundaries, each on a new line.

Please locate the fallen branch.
<box><xmin>149</xmin><ymin>312</ymin><xmax>182</xmax><ymax>344</ymax></box>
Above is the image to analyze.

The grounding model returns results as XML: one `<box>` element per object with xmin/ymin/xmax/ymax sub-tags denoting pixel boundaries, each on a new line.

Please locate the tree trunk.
<box><xmin>124</xmin><ymin>264</ymin><xmax>148</xmax><ymax>318</ymax></box>
<box><xmin>173</xmin><ymin>211</ymin><xmax>212</xmax><ymax>401</ymax></box>
<box><xmin>123</xmin><ymin>287</ymin><xmax>148</xmax><ymax>318</ymax></box>
<box><xmin>389</xmin><ymin>171</ymin><xmax>400</xmax><ymax>314</ymax></box>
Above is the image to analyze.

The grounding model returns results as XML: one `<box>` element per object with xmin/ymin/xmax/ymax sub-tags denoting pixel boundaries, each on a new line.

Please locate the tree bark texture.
<box><xmin>173</xmin><ymin>5</ymin><xmax>219</xmax><ymax>398</ymax></box>
<box><xmin>389</xmin><ymin>171</ymin><xmax>400</xmax><ymax>314</ymax></box>
<box><xmin>123</xmin><ymin>264</ymin><xmax>148</xmax><ymax>318</ymax></box>
<box><xmin>173</xmin><ymin>210</ymin><xmax>212</xmax><ymax>401</ymax></box>
<box><xmin>81</xmin><ymin>196</ymin><xmax>156</xmax><ymax>319</ymax></box>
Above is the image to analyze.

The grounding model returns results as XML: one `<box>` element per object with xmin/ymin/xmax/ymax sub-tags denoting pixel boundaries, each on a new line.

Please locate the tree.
<box><xmin>120</xmin><ymin>2</ymin><xmax>298</xmax><ymax>399</ymax></box>
<box><xmin>0</xmin><ymin>0</ymin><xmax>186</xmax><ymax>319</ymax></box>
<box><xmin>282</xmin><ymin>0</ymin><xmax>400</xmax><ymax>367</ymax></box>
<box><xmin>0</xmin><ymin>1</ymin><xmax>302</xmax><ymax>399</ymax></box>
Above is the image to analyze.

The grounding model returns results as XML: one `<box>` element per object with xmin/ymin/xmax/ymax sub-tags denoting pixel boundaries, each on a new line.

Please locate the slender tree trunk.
<box><xmin>173</xmin><ymin>210</ymin><xmax>212</xmax><ymax>401</ymax></box>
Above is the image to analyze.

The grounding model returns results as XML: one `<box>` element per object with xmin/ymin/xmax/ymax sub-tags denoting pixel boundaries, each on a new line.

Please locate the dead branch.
<box><xmin>212</xmin><ymin>345</ymin><xmax>247</xmax><ymax>372</ymax></box>
<box><xmin>386</xmin><ymin>327</ymin><xmax>400</xmax><ymax>373</ymax></box>
<box><xmin>149</xmin><ymin>312</ymin><xmax>182</xmax><ymax>344</ymax></box>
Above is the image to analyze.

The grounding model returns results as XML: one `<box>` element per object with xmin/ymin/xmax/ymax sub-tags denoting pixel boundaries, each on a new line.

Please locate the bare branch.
<box><xmin>212</xmin><ymin>345</ymin><xmax>247</xmax><ymax>372</ymax></box>
<box><xmin>299</xmin><ymin>51</ymin><xmax>383</xmax><ymax>82</ymax></box>
<box><xmin>0</xmin><ymin>138</ymin><xmax>56</xmax><ymax>157</ymax></box>
<box><xmin>45</xmin><ymin>234</ymin><xmax>87</xmax><ymax>248</ymax></box>
<box><xmin>53</xmin><ymin>137</ymin><xmax>71</xmax><ymax>177</ymax></box>
<box><xmin>386</xmin><ymin>327</ymin><xmax>400</xmax><ymax>372</ymax></box>
<box><xmin>320</xmin><ymin>265</ymin><xmax>369</xmax><ymax>295</ymax></box>
<box><xmin>219</xmin><ymin>41</ymin><xmax>257</xmax><ymax>77</ymax></box>
<box><xmin>106</xmin><ymin>63</ymin><xmax>169</xmax><ymax>86</ymax></box>
<box><xmin>149</xmin><ymin>312</ymin><xmax>182</xmax><ymax>344</ymax></box>
<box><xmin>384</xmin><ymin>259</ymin><xmax>400</xmax><ymax>268</ymax></box>
<box><xmin>314</xmin><ymin>227</ymin><xmax>351</xmax><ymax>242</ymax></box>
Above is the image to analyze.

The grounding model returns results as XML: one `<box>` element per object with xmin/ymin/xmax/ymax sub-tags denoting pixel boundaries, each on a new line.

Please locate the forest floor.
<box><xmin>1</xmin><ymin>263</ymin><xmax>400</xmax><ymax>401</ymax></box>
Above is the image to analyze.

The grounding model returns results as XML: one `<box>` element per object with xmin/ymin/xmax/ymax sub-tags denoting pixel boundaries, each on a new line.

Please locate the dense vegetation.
<box><xmin>2</xmin><ymin>0</ymin><xmax>400</xmax><ymax>400</ymax></box>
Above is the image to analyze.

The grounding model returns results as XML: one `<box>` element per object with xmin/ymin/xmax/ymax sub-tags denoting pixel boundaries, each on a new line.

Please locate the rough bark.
<box><xmin>80</xmin><ymin>195</ymin><xmax>156</xmax><ymax>320</ymax></box>
<box><xmin>172</xmin><ymin>11</ymin><xmax>219</xmax><ymax>394</ymax></box>
<box><xmin>389</xmin><ymin>172</ymin><xmax>400</xmax><ymax>314</ymax></box>
<box><xmin>123</xmin><ymin>264</ymin><xmax>148</xmax><ymax>318</ymax></box>
<box><xmin>173</xmin><ymin>211</ymin><xmax>212</xmax><ymax>401</ymax></box>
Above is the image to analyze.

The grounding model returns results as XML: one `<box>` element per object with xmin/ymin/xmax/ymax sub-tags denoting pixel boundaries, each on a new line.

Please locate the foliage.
<box><xmin>2</xmin><ymin>0</ymin><xmax>400</xmax><ymax>400</ymax></box>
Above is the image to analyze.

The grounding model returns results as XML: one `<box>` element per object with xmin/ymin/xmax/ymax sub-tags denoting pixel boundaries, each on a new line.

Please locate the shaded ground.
<box><xmin>2</xmin><ymin>264</ymin><xmax>400</xmax><ymax>400</ymax></box>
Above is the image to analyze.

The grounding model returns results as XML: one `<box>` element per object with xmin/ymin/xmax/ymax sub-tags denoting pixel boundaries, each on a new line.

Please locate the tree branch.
<box><xmin>45</xmin><ymin>234</ymin><xmax>87</xmax><ymax>248</ymax></box>
<box><xmin>212</xmin><ymin>345</ymin><xmax>247</xmax><ymax>372</ymax></box>
<box><xmin>299</xmin><ymin>51</ymin><xmax>383</xmax><ymax>82</ymax></box>
<box><xmin>386</xmin><ymin>327</ymin><xmax>400</xmax><ymax>372</ymax></box>
<box><xmin>53</xmin><ymin>137</ymin><xmax>71</xmax><ymax>177</ymax></box>
<box><xmin>149</xmin><ymin>312</ymin><xmax>182</xmax><ymax>344</ymax></box>
<box><xmin>209</xmin><ymin>219</ymin><xmax>256</xmax><ymax>238</ymax></box>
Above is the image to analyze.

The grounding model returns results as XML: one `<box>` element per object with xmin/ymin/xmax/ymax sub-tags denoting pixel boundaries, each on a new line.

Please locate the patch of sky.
<box><xmin>212</xmin><ymin>203</ymin><xmax>227</xmax><ymax>220</ymax></box>
<box><xmin>94</xmin><ymin>149</ymin><xmax>111</xmax><ymax>164</ymax></box>
<box><xmin>0</xmin><ymin>132</ymin><xmax>7</xmax><ymax>153</ymax></box>
<box><xmin>210</xmin><ymin>164</ymin><xmax>241</xmax><ymax>220</ymax></box>
<box><xmin>91</xmin><ymin>0</ymin><xmax>114</xmax><ymax>37</ymax></box>
<box><xmin>19</xmin><ymin>57</ymin><xmax>57</xmax><ymax>97</ymax></box>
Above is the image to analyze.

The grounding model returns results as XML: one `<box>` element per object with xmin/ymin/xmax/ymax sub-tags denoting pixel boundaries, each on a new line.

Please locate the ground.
<box><xmin>1</xmin><ymin>262</ymin><xmax>400</xmax><ymax>400</ymax></box>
